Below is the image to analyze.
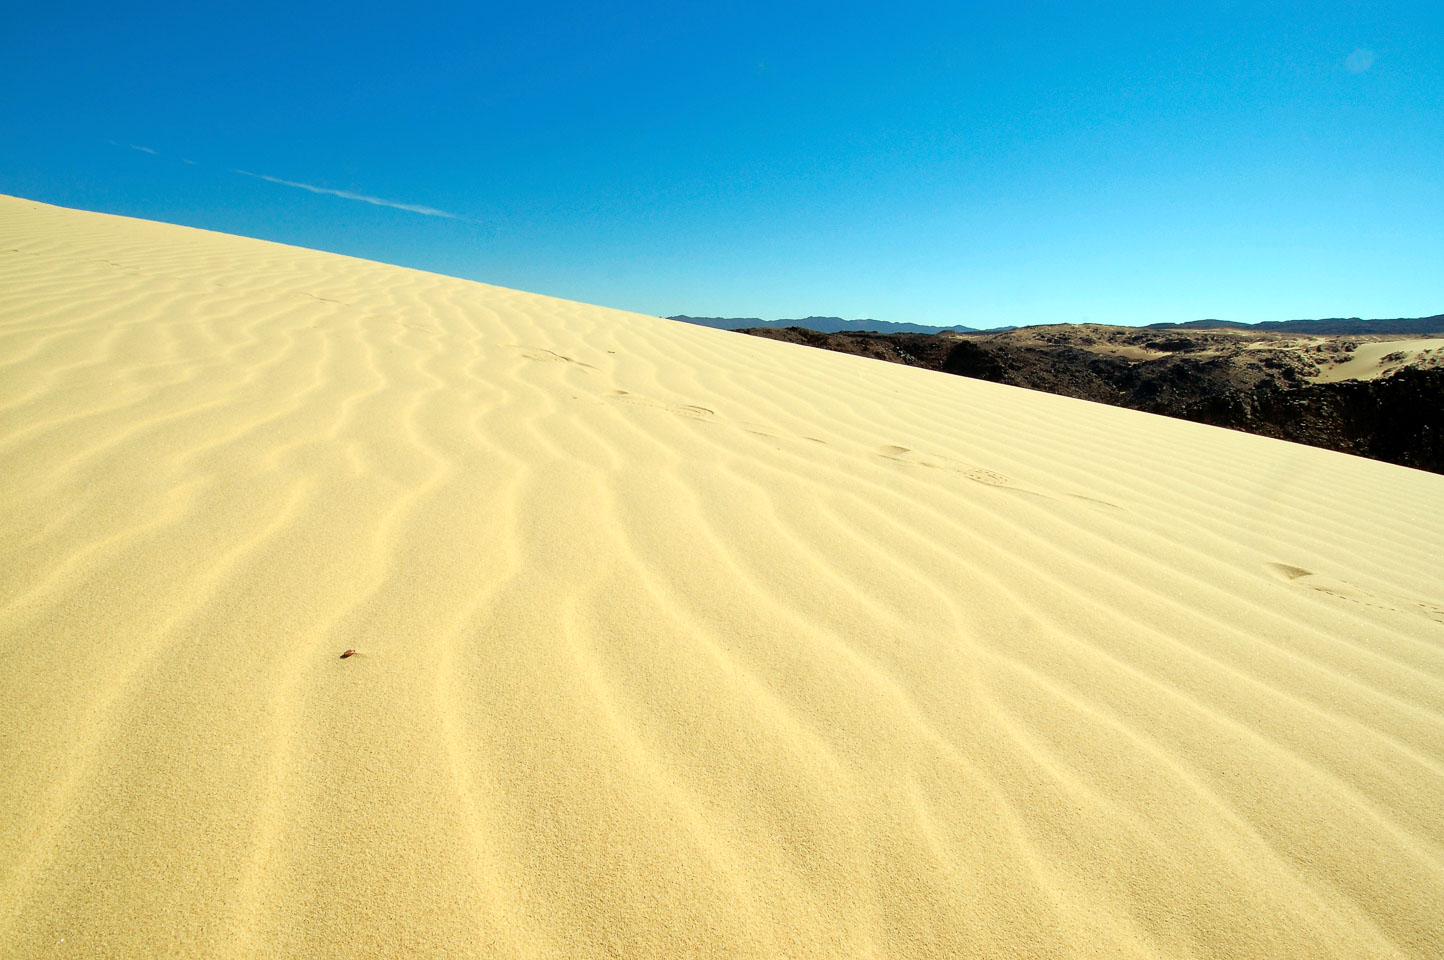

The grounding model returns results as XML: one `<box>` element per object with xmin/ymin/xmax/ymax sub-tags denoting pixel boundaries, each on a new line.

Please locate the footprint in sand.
<box><xmin>875</xmin><ymin>445</ymin><xmax>1047</xmax><ymax>497</ymax></box>
<box><xmin>963</xmin><ymin>468</ymin><xmax>1014</xmax><ymax>487</ymax></box>
<box><xmin>606</xmin><ymin>390</ymin><xmax>714</xmax><ymax>420</ymax></box>
<box><xmin>1266</xmin><ymin>563</ymin><xmax>1314</xmax><ymax>582</ymax></box>
<box><xmin>512</xmin><ymin>346</ymin><xmax>595</xmax><ymax>369</ymax></box>
<box><xmin>1266</xmin><ymin>562</ymin><xmax>1444</xmax><ymax>623</ymax></box>
<box><xmin>879</xmin><ymin>446</ymin><xmax>1119</xmax><ymax>510</ymax></box>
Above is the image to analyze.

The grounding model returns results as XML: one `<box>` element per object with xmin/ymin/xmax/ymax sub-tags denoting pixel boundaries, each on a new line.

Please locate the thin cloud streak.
<box><xmin>235</xmin><ymin>169</ymin><xmax>471</xmax><ymax>222</ymax></box>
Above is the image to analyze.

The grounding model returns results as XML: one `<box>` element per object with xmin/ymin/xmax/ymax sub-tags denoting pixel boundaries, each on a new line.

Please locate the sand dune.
<box><xmin>1310</xmin><ymin>338</ymin><xmax>1444</xmax><ymax>383</ymax></box>
<box><xmin>1</xmin><ymin>195</ymin><xmax>1442</xmax><ymax>959</ymax></box>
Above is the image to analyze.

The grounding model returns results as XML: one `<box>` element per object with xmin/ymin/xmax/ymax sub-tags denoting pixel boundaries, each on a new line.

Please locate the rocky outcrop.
<box><xmin>1178</xmin><ymin>368</ymin><xmax>1444</xmax><ymax>472</ymax></box>
<box><xmin>739</xmin><ymin>325</ymin><xmax>1444</xmax><ymax>474</ymax></box>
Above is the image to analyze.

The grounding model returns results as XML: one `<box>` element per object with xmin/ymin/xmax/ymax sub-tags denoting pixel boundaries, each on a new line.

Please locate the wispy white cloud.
<box><xmin>235</xmin><ymin>169</ymin><xmax>471</xmax><ymax>222</ymax></box>
<box><xmin>101</xmin><ymin>141</ymin><xmax>472</xmax><ymax>223</ymax></box>
<box><xmin>1345</xmin><ymin>48</ymin><xmax>1376</xmax><ymax>74</ymax></box>
<box><xmin>108</xmin><ymin>140</ymin><xmax>159</xmax><ymax>155</ymax></box>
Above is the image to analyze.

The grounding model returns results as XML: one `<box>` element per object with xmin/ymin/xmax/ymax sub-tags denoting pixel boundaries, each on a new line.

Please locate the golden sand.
<box><xmin>1</xmin><ymin>195</ymin><xmax>1441</xmax><ymax>958</ymax></box>
<box><xmin>1309</xmin><ymin>338</ymin><xmax>1444</xmax><ymax>383</ymax></box>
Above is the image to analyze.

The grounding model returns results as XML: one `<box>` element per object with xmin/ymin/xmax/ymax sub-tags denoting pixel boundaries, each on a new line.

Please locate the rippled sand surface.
<box><xmin>2</xmin><ymin>195</ymin><xmax>1442</xmax><ymax>959</ymax></box>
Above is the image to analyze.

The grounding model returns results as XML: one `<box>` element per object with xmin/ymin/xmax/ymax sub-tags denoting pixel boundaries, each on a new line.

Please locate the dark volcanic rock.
<box><xmin>940</xmin><ymin>339</ymin><xmax>1009</xmax><ymax>381</ymax></box>
<box><xmin>1181</xmin><ymin>368</ymin><xmax>1444</xmax><ymax>472</ymax></box>
<box><xmin>735</xmin><ymin>323</ymin><xmax>1444</xmax><ymax>474</ymax></box>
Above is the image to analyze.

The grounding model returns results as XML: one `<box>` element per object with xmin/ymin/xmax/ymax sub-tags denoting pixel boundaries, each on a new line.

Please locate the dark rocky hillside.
<box><xmin>739</xmin><ymin>324</ymin><xmax>1444</xmax><ymax>474</ymax></box>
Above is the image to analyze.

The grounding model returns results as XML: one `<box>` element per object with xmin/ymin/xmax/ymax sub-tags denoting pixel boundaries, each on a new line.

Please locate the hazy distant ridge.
<box><xmin>1146</xmin><ymin>315</ymin><xmax>1444</xmax><ymax>335</ymax></box>
<box><xmin>673</xmin><ymin>314</ymin><xmax>1444</xmax><ymax>336</ymax></box>
<box><xmin>670</xmin><ymin>315</ymin><xmax>985</xmax><ymax>334</ymax></box>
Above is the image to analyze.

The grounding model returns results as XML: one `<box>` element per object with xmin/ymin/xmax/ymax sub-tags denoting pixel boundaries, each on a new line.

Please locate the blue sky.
<box><xmin>3</xmin><ymin>1</ymin><xmax>1440</xmax><ymax>328</ymax></box>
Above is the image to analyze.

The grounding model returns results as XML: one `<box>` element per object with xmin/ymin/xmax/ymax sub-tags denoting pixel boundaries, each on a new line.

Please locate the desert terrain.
<box><xmin>2</xmin><ymin>196</ymin><xmax>1443</xmax><ymax>958</ymax></box>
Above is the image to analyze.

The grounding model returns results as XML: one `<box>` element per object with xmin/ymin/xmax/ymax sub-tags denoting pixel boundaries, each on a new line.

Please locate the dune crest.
<box><xmin>1</xmin><ymin>195</ymin><xmax>1442</xmax><ymax>958</ymax></box>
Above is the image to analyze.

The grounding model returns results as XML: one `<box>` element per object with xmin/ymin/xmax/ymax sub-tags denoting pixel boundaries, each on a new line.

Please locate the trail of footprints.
<box><xmin>1267</xmin><ymin>562</ymin><xmax>1444</xmax><ymax>624</ymax></box>
<box><xmin>605</xmin><ymin>390</ymin><xmax>714</xmax><ymax>420</ymax></box>
<box><xmin>874</xmin><ymin>443</ymin><xmax>1122</xmax><ymax>509</ymax></box>
<box><xmin>513</xmin><ymin>345</ymin><xmax>596</xmax><ymax>369</ymax></box>
<box><xmin>510</xmin><ymin>340</ymin><xmax>1124</xmax><ymax>511</ymax></box>
<box><xmin>876</xmin><ymin>444</ymin><xmax>1022</xmax><ymax>489</ymax></box>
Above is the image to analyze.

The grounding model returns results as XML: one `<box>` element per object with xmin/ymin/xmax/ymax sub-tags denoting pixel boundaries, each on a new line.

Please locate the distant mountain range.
<box><xmin>1144</xmin><ymin>315</ymin><xmax>1444</xmax><ymax>335</ymax></box>
<box><xmin>668</xmin><ymin>315</ymin><xmax>991</xmax><ymax>335</ymax></box>
<box><xmin>671</xmin><ymin>314</ymin><xmax>1444</xmax><ymax>336</ymax></box>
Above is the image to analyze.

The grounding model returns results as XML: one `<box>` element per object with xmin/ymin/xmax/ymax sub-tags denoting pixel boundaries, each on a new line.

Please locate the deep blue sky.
<box><xmin>3</xmin><ymin>1</ymin><xmax>1441</xmax><ymax>327</ymax></box>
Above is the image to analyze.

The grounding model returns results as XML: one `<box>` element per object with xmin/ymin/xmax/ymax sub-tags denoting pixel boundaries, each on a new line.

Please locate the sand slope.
<box><xmin>1310</xmin><ymin>338</ymin><xmax>1444</xmax><ymax>382</ymax></box>
<box><xmin>1</xmin><ymin>195</ymin><xmax>1442</xmax><ymax>959</ymax></box>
